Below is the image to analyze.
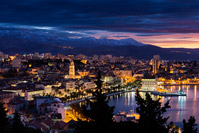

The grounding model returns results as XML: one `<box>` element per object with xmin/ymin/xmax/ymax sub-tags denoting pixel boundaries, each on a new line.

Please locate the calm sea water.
<box><xmin>108</xmin><ymin>85</ymin><xmax>199</xmax><ymax>125</ymax></box>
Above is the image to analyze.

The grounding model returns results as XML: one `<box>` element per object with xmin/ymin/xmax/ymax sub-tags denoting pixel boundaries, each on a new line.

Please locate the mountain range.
<box><xmin>0</xmin><ymin>29</ymin><xmax>199</xmax><ymax>60</ymax></box>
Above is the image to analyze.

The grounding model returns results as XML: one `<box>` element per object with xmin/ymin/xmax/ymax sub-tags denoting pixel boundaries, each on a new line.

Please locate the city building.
<box><xmin>152</xmin><ymin>55</ymin><xmax>160</xmax><ymax>74</ymax></box>
<box><xmin>113</xmin><ymin>70</ymin><xmax>132</xmax><ymax>78</ymax></box>
<box><xmin>12</xmin><ymin>58</ymin><xmax>21</xmax><ymax>68</ymax></box>
<box><xmin>0</xmin><ymin>91</ymin><xmax>16</xmax><ymax>111</ymax></box>
<box><xmin>142</xmin><ymin>76</ymin><xmax>157</xmax><ymax>91</ymax></box>
<box><xmin>83</xmin><ymin>81</ymin><xmax>96</xmax><ymax>90</ymax></box>
<box><xmin>25</xmin><ymin>89</ymin><xmax>44</xmax><ymax>101</ymax></box>
<box><xmin>35</xmin><ymin>96</ymin><xmax>65</xmax><ymax>121</ymax></box>
<box><xmin>65</xmin><ymin>60</ymin><xmax>81</xmax><ymax>79</ymax></box>
<box><xmin>66</xmin><ymin>80</ymin><xmax>76</xmax><ymax>91</ymax></box>
<box><xmin>78</xmin><ymin>71</ymin><xmax>89</xmax><ymax>77</ymax></box>
<box><xmin>2</xmin><ymin>87</ymin><xmax>23</xmax><ymax>96</ymax></box>
<box><xmin>7</xmin><ymin>97</ymin><xmax>26</xmax><ymax>114</ymax></box>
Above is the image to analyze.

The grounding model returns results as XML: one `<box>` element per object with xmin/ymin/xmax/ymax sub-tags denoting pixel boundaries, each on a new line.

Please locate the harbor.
<box><xmin>109</xmin><ymin>85</ymin><xmax>199</xmax><ymax>127</ymax></box>
<box><xmin>150</xmin><ymin>86</ymin><xmax>187</xmax><ymax>96</ymax></box>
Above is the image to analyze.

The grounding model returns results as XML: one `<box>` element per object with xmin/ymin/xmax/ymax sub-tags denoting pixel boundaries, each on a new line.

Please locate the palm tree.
<box><xmin>55</xmin><ymin>88</ymin><xmax>59</xmax><ymax>95</ymax></box>
<box><xmin>58</xmin><ymin>91</ymin><xmax>62</xmax><ymax>97</ymax></box>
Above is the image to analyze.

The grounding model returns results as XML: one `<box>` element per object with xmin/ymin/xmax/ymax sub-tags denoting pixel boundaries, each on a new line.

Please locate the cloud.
<box><xmin>113</xmin><ymin>36</ymin><xmax>130</xmax><ymax>38</ymax></box>
<box><xmin>0</xmin><ymin>0</ymin><xmax>198</xmax><ymax>34</ymax></box>
<box><xmin>0</xmin><ymin>0</ymin><xmax>199</xmax><ymax>48</ymax></box>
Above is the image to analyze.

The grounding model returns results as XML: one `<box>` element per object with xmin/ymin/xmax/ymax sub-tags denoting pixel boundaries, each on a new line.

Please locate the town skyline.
<box><xmin>0</xmin><ymin>51</ymin><xmax>199</xmax><ymax>132</ymax></box>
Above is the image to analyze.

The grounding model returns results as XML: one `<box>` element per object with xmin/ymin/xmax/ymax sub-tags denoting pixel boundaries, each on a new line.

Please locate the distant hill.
<box><xmin>63</xmin><ymin>45</ymin><xmax>199</xmax><ymax>60</ymax></box>
<box><xmin>0</xmin><ymin>29</ymin><xmax>199</xmax><ymax>60</ymax></box>
<box><xmin>0</xmin><ymin>29</ymin><xmax>146</xmax><ymax>48</ymax></box>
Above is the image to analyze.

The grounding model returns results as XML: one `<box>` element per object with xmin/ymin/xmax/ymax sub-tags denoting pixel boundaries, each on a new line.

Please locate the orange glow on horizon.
<box><xmin>91</xmin><ymin>31</ymin><xmax>199</xmax><ymax>48</ymax></box>
<box><xmin>134</xmin><ymin>33</ymin><xmax>199</xmax><ymax>48</ymax></box>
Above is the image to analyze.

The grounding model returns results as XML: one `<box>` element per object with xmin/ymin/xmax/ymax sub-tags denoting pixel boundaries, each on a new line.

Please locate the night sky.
<box><xmin>0</xmin><ymin>0</ymin><xmax>199</xmax><ymax>48</ymax></box>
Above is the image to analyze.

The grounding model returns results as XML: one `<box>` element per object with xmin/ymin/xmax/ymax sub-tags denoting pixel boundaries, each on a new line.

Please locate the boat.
<box><xmin>151</xmin><ymin>91</ymin><xmax>186</xmax><ymax>96</ymax></box>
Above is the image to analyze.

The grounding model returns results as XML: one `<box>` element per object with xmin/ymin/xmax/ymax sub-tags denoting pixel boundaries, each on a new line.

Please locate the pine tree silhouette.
<box><xmin>183</xmin><ymin>116</ymin><xmax>197</xmax><ymax>133</ymax></box>
<box><xmin>135</xmin><ymin>89</ymin><xmax>170</xmax><ymax>133</ymax></box>
<box><xmin>0</xmin><ymin>102</ymin><xmax>10</xmax><ymax>133</ymax></box>
<box><xmin>12</xmin><ymin>111</ymin><xmax>24</xmax><ymax>132</ymax></box>
<box><xmin>77</xmin><ymin>71</ymin><xmax>115</xmax><ymax>133</ymax></box>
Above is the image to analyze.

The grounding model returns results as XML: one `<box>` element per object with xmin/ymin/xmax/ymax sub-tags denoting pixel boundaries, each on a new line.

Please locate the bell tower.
<box><xmin>69</xmin><ymin>60</ymin><xmax>75</xmax><ymax>77</ymax></box>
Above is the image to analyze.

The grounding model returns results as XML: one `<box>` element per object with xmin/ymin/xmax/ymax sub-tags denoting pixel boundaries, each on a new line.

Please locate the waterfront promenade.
<box><xmin>64</xmin><ymin>86</ymin><xmax>187</xmax><ymax>107</ymax></box>
<box><xmin>64</xmin><ymin>89</ymin><xmax>136</xmax><ymax>106</ymax></box>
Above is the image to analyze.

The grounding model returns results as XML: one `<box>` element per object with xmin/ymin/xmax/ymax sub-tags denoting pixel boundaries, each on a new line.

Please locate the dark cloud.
<box><xmin>135</xmin><ymin>33</ymin><xmax>170</xmax><ymax>36</ymax></box>
<box><xmin>0</xmin><ymin>0</ymin><xmax>198</xmax><ymax>35</ymax></box>
<box><xmin>113</xmin><ymin>36</ymin><xmax>130</xmax><ymax>38</ymax></box>
<box><xmin>181</xmin><ymin>37</ymin><xmax>193</xmax><ymax>39</ymax></box>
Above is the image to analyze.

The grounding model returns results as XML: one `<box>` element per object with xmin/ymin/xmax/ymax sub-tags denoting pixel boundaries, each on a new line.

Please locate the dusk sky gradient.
<box><xmin>0</xmin><ymin>0</ymin><xmax>199</xmax><ymax>48</ymax></box>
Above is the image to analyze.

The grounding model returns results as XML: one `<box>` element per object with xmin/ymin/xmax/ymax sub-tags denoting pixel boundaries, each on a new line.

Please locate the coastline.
<box><xmin>159</xmin><ymin>83</ymin><xmax>199</xmax><ymax>86</ymax></box>
<box><xmin>65</xmin><ymin>89</ymin><xmax>137</xmax><ymax>106</ymax></box>
<box><xmin>64</xmin><ymin>88</ymin><xmax>155</xmax><ymax>107</ymax></box>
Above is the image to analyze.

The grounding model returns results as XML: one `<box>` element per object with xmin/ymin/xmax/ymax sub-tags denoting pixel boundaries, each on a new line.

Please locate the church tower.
<box><xmin>69</xmin><ymin>60</ymin><xmax>75</xmax><ymax>77</ymax></box>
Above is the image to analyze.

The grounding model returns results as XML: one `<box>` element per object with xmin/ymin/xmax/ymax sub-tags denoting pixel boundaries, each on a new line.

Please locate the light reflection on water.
<box><xmin>108</xmin><ymin>85</ymin><xmax>199</xmax><ymax>124</ymax></box>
